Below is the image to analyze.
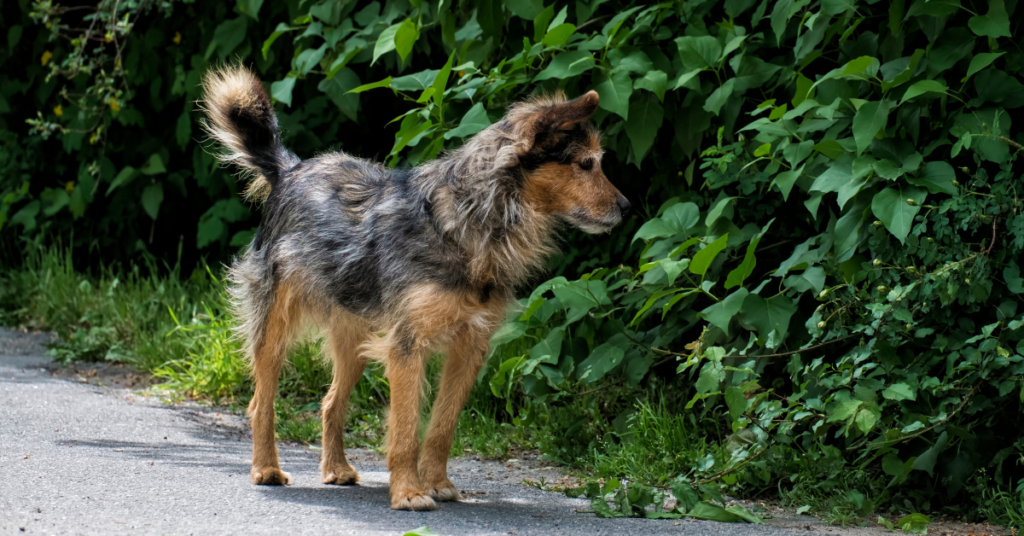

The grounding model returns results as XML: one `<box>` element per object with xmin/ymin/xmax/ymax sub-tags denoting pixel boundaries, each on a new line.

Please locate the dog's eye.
<box><xmin>578</xmin><ymin>159</ymin><xmax>593</xmax><ymax>171</ymax></box>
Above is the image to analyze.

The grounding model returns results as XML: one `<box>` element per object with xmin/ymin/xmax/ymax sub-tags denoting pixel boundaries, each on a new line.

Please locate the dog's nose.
<box><xmin>616</xmin><ymin>196</ymin><xmax>631</xmax><ymax>214</ymax></box>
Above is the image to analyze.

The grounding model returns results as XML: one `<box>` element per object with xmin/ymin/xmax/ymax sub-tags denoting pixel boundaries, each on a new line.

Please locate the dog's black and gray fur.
<box><xmin>201</xmin><ymin>65</ymin><xmax>628</xmax><ymax>511</ymax></box>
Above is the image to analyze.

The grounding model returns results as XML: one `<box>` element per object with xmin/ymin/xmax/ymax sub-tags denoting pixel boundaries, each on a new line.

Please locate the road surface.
<box><xmin>0</xmin><ymin>329</ymin><xmax>819</xmax><ymax>536</ymax></box>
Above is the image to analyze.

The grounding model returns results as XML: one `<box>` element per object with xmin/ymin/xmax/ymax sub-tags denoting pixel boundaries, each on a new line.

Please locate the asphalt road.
<box><xmin>0</xmin><ymin>342</ymin><xmax>809</xmax><ymax>536</ymax></box>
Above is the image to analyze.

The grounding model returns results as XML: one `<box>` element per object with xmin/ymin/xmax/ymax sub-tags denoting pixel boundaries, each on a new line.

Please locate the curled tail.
<box><xmin>201</xmin><ymin>66</ymin><xmax>297</xmax><ymax>202</ymax></box>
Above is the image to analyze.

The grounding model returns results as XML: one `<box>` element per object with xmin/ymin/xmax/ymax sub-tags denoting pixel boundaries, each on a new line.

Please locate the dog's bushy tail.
<box><xmin>201</xmin><ymin>65</ymin><xmax>297</xmax><ymax>203</ymax></box>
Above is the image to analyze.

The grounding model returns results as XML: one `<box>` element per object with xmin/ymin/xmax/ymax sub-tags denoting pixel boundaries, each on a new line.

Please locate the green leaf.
<box><xmin>295</xmin><ymin>44</ymin><xmax>327</xmax><ymax>76</ymax></box>
<box><xmin>624</xmin><ymin>96</ymin><xmax>664</xmax><ymax>162</ymax></box>
<box><xmin>737</xmin><ymin>294</ymin><xmax>797</xmax><ymax>344</ymax></box>
<box><xmin>852</xmin><ymin>100</ymin><xmax>894</xmax><ymax>155</ymax></box>
<box><xmin>40</xmin><ymin>188</ymin><xmax>69</xmax><ymax>217</ymax></box>
<box><xmin>504</xmin><ymin>0</ymin><xmax>544</xmax><ymax>19</ymax></box>
<box><xmin>690</xmin><ymin>234</ymin><xmax>729</xmax><ymax>276</ymax></box>
<box><xmin>968</xmin><ymin>0</ymin><xmax>1010</xmax><ymax>37</ymax></box>
<box><xmin>262</xmin><ymin>23</ymin><xmax>294</xmax><ymax>60</ymax></box>
<box><xmin>140</xmin><ymin>154</ymin><xmax>165</xmax><ymax>176</ymax></box>
<box><xmin>897</xmin><ymin>513</ymin><xmax>932</xmax><ymax>534</ymax></box>
<box><xmin>634</xmin><ymin>70</ymin><xmax>668</xmax><ymax>103</ymax></box>
<box><xmin>871</xmin><ymin>186</ymin><xmax>926</xmax><ymax>244</ymax></box>
<box><xmin>175</xmin><ymin>112</ymin><xmax>191</xmax><ymax>149</ymax></box>
<box><xmin>207</xmin><ymin>18</ymin><xmax>248</xmax><ymax>61</ymax></box>
<box><xmin>827</xmin><ymin>400</ymin><xmax>862</xmax><ymax>423</ymax></box>
<box><xmin>318</xmin><ymin>68</ymin><xmax>361</xmax><ymax>122</ymax></box>
<box><xmin>594</xmin><ymin>69</ymin><xmax>632</xmax><ymax>119</ymax></box>
<box><xmin>432</xmin><ymin>52</ymin><xmax>456</xmax><ymax>108</ymax></box>
<box><xmin>703</xmin><ymin>79</ymin><xmax>736</xmax><ymax>116</ymax></box>
<box><xmin>105</xmin><ymin>166</ymin><xmax>136</xmax><ymax>196</ymax></box>
<box><xmin>348</xmin><ymin>77</ymin><xmax>393</xmax><ymax>94</ymax></box>
<box><xmin>7</xmin><ymin>25</ymin><xmax>22</xmax><ymax>51</ymax></box>
<box><xmin>911</xmin><ymin>431</ymin><xmax>948</xmax><ymax>476</ymax></box>
<box><xmin>444</xmin><ymin>102</ymin><xmax>492</xmax><ymax>139</ymax></box>
<box><xmin>578</xmin><ymin>340</ymin><xmax>627</xmax><ymax>383</ymax></box>
<box><xmin>236</xmin><ymin>0</ymin><xmax>264</xmax><ymax>20</ymax></box>
<box><xmin>907</xmin><ymin>162</ymin><xmax>957</xmax><ymax>195</ymax></box>
<box><xmin>753</xmin><ymin>143</ymin><xmax>771</xmax><ymax>157</ymax></box>
<box><xmin>534</xmin><ymin>50</ymin><xmax>594</xmax><ymax>81</ymax></box>
<box><xmin>394</xmin><ymin>19</ymin><xmax>419</xmax><ymax>64</ymax></box>
<box><xmin>675</xmin><ymin>36</ymin><xmax>722</xmax><ymax>70</ymax></box>
<box><xmin>962</xmin><ymin>52</ymin><xmax>1004</xmax><ymax>82</ymax></box>
<box><xmin>695</xmin><ymin>360</ymin><xmax>725</xmax><ymax>394</ymax></box>
<box><xmin>882</xmin><ymin>382</ymin><xmax>916</xmax><ymax>401</ymax></box>
<box><xmin>705</xmin><ymin>196</ymin><xmax>738</xmax><ymax>226</ymax></box>
<box><xmin>814</xmin><ymin>140</ymin><xmax>846</xmax><ymax>159</ymax></box>
<box><xmin>490</xmin><ymin>322</ymin><xmax>525</xmax><ymax>347</ymax></box>
<box><xmin>725</xmin><ymin>220</ymin><xmax>773</xmax><ymax>289</ymax></box>
<box><xmin>542</xmin><ymin>23</ymin><xmax>576</xmax><ymax>47</ymax></box>
<box><xmin>672</xmin><ymin>69</ymin><xmax>702</xmax><ymax>91</ymax></box>
<box><xmin>686</xmin><ymin>501</ymin><xmax>748</xmax><ymax>522</ymax></box>
<box><xmin>1004</xmin><ymin>261</ymin><xmax>1024</xmax><ymax>294</ymax></box>
<box><xmin>372</xmin><ymin>23</ymin><xmax>402</xmax><ymax>65</ymax></box>
<box><xmin>854</xmin><ymin>404</ymin><xmax>880</xmax><ymax>433</ymax></box>
<box><xmin>141</xmin><ymin>183</ymin><xmax>163</xmax><ymax>220</ymax></box>
<box><xmin>725</xmin><ymin>505</ymin><xmax>765</xmax><ymax>524</ymax></box>
<box><xmin>899</xmin><ymin>80</ymin><xmax>947</xmax><ymax>104</ymax></box>
<box><xmin>725</xmin><ymin>386</ymin><xmax>747</xmax><ymax>421</ymax></box>
<box><xmin>9</xmin><ymin>201</ymin><xmax>40</xmax><ymax>231</ymax></box>
<box><xmin>271</xmin><ymin>77</ymin><xmax>297</xmax><ymax>107</ymax></box>
<box><xmin>309</xmin><ymin>1</ymin><xmax>342</xmax><ymax>24</ymax></box>
<box><xmin>701</xmin><ymin>288</ymin><xmax>748</xmax><ymax>334</ymax></box>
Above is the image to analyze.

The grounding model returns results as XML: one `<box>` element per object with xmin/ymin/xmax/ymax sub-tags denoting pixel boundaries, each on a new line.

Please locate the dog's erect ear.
<box><xmin>530</xmin><ymin>90</ymin><xmax>600</xmax><ymax>153</ymax></box>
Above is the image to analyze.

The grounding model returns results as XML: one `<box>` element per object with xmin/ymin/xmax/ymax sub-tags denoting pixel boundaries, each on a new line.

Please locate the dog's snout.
<box><xmin>616</xmin><ymin>196</ymin><xmax>631</xmax><ymax>214</ymax></box>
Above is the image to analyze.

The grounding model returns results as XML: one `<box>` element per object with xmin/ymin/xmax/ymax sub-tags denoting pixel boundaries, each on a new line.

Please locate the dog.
<box><xmin>201</xmin><ymin>65</ymin><xmax>629</xmax><ymax>511</ymax></box>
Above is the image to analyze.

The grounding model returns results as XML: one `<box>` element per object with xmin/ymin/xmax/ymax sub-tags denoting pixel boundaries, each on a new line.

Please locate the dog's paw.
<box><xmin>322</xmin><ymin>463</ymin><xmax>359</xmax><ymax>485</ymax></box>
<box><xmin>251</xmin><ymin>466</ymin><xmax>291</xmax><ymax>485</ymax></box>
<box><xmin>424</xmin><ymin>479</ymin><xmax>461</xmax><ymax>502</ymax></box>
<box><xmin>391</xmin><ymin>489</ymin><xmax>438</xmax><ymax>511</ymax></box>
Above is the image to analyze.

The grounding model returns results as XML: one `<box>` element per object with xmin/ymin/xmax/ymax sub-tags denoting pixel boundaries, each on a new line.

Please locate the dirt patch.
<box><xmin>47</xmin><ymin>361</ymin><xmax>155</xmax><ymax>390</ymax></box>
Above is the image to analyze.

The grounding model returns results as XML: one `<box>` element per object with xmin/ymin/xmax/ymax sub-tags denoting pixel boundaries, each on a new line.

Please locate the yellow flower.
<box><xmin>41</xmin><ymin>51</ymin><xmax>52</xmax><ymax>66</ymax></box>
<box><xmin>109</xmin><ymin>98</ymin><xmax>120</xmax><ymax>112</ymax></box>
<box><xmin>104</xmin><ymin>31</ymin><xmax>113</xmax><ymax>43</ymax></box>
<box><xmin>173</xmin><ymin>32</ymin><xmax>181</xmax><ymax>45</ymax></box>
<box><xmin>53</xmin><ymin>105</ymin><xmax>63</xmax><ymax>116</ymax></box>
<box><xmin>65</xmin><ymin>181</ymin><xmax>75</xmax><ymax>192</ymax></box>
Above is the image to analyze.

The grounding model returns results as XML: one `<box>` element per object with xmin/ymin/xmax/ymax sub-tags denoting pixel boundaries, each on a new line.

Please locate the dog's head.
<box><xmin>502</xmin><ymin>91</ymin><xmax>629</xmax><ymax>234</ymax></box>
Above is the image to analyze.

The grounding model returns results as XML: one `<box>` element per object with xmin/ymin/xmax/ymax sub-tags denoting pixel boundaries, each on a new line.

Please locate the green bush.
<box><xmin>3</xmin><ymin>0</ymin><xmax>1024</xmax><ymax>522</ymax></box>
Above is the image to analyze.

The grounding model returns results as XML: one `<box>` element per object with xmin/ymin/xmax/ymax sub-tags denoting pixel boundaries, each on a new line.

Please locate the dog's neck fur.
<box><xmin>413</xmin><ymin>124</ymin><xmax>557</xmax><ymax>293</ymax></box>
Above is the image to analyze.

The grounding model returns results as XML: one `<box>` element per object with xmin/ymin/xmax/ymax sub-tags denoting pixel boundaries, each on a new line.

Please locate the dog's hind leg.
<box><xmin>419</xmin><ymin>326</ymin><xmax>489</xmax><ymax>502</ymax></box>
<box><xmin>247</xmin><ymin>285</ymin><xmax>300</xmax><ymax>485</ymax></box>
<box><xmin>320</xmin><ymin>319</ymin><xmax>369</xmax><ymax>485</ymax></box>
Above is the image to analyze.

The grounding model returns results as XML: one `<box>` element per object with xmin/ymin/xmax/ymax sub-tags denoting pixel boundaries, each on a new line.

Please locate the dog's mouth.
<box><xmin>564</xmin><ymin>208</ymin><xmax>621</xmax><ymax>234</ymax></box>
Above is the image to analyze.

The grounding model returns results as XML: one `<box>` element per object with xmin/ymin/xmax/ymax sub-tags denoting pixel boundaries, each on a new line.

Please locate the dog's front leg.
<box><xmin>384</xmin><ymin>329</ymin><xmax>436</xmax><ymax>511</ymax></box>
<box><xmin>419</xmin><ymin>327</ymin><xmax>489</xmax><ymax>502</ymax></box>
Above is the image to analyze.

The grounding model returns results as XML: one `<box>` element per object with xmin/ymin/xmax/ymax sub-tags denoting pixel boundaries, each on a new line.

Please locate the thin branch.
<box><xmin>722</xmin><ymin>334</ymin><xmax>858</xmax><ymax>360</ymax></box>
<box><xmin>981</xmin><ymin>210</ymin><xmax>1001</xmax><ymax>256</ymax></box>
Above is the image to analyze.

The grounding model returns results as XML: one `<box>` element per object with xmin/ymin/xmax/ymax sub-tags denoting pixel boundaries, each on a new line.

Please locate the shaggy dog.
<box><xmin>201</xmin><ymin>65</ymin><xmax>629</xmax><ymax>510</ymax></box>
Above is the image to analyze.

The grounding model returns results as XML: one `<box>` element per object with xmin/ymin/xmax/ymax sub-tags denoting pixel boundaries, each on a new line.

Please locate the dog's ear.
<box><xmin>528</xmin><ymin>90</ymin><xmax>600</xmax><ymax>153</ymax></box>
